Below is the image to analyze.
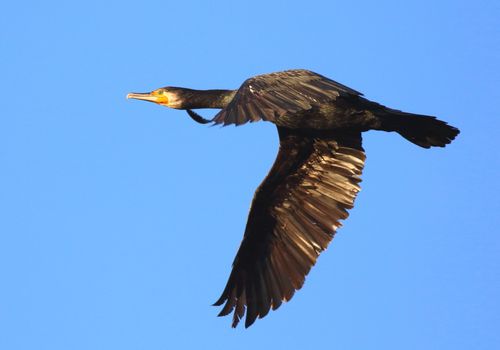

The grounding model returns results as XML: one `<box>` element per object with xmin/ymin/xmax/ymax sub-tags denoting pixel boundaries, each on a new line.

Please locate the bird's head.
<box><xmin>127</xmin><ymin>87</ymin><xmax>188</xmax><ymax>109</ymax></box>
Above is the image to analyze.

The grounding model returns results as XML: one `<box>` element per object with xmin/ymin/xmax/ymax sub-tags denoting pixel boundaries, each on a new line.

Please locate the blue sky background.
<box><xmin>1</xmin><ymin>0</ymin><xmax>499</xmax><ymax>349</ymax></box>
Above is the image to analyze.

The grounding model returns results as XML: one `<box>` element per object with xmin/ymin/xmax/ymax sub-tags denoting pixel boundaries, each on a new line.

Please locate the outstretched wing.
<box><xmin>212</xmin><ymin>69</ymin><xmax>362</xmax><ymax>126</ymax></box>
<box><xmin>214</xmin><ymin>127</ymin><xmax>366</xmax><ymax>327</ymax></box>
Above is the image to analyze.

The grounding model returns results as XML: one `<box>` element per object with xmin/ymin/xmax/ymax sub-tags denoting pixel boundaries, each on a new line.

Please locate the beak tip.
<box><xmin>125</xmin><ymin>92</ymin><xmax>159</xmax><ymax>104</ymax></box>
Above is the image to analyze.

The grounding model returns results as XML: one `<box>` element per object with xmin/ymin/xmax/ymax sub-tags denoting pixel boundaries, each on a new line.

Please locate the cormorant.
<box><xmin>127</xmin><ymin>69</ymin><xmax>459</xmax><ymax>328</ymax></box>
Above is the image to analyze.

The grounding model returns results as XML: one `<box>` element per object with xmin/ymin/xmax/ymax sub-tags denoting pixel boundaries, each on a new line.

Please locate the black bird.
<box><xmin>127</xmin><ymin>69</ymin><xmax>459</xmax><ymax>328</ymax></box>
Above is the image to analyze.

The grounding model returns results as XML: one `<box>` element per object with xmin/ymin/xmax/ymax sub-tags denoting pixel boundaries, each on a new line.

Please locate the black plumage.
<box><xmin>127</xmin><ymin>69</ymin><xmax>460</xmax><ymax>328</ymax></box>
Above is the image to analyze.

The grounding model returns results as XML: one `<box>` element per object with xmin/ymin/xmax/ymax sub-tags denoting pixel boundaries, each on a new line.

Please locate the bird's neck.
<box><xmin>179</xmin><ymin>89</ymin><xmax>236</xmax><ymax>109</ymax></box>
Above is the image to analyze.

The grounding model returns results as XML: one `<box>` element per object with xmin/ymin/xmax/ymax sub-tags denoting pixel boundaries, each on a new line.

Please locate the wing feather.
<box><xmin>215</xmin><ymin>127</ymin><xmax>365</xmax><ymax>327</ymax></box>
<box><xmin>212</xmin><ymin>69</ymin><xmax>362</xmax><ymax>126</ymax></box>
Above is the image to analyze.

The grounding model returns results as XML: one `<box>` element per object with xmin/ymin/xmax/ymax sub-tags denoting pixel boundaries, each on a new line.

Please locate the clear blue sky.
<box><xmin>1</xmin><ymin>0</ymin><xmax>499</xmax><ymax>349</ymax></box>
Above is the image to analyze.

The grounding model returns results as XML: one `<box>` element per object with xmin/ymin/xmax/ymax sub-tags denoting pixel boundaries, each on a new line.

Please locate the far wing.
<box><xmin>214</xmin><ymin>127</ymin><xmax>365</xmax><ymax>327</ymax></box>
<box><xmin>212</xmin><ymin>69</ymin><xmax>362</xmax><ymax>126</ymax></box>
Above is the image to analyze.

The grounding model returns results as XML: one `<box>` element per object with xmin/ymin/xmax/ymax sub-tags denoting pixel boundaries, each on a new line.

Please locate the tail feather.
<box><xmin>379</xmin><ymin>110</ymin><xmax>460</xmax><ymax>148</ymax></box>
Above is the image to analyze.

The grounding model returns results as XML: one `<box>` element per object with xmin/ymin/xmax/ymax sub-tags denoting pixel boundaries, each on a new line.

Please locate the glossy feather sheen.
<box><xmin>207</xmin><ymin>70</ymin><xmax>457</xmax><ymax>327</ymax></box>
<box><xmin>213</xmin><ymin>70</ymin><xmax>362</xmax><ymax>127</ymax></box>
<box><xmin>214</xmin><ymin>128</ymin><xmax>365</xmax><ymax>328</ymax></box>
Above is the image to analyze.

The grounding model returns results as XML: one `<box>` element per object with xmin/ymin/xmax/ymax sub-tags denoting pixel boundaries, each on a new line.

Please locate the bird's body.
<box><xmin>127</xmin><ymin>69</ymin><xmax>459</xmax><ymax>328</ymax></box>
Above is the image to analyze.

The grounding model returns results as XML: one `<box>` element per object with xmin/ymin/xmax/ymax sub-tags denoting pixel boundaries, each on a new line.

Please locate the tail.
<box><xmin>377</xmin><ymin>110</ymin><xmax>460</xmax><ymax>148</ymax></box>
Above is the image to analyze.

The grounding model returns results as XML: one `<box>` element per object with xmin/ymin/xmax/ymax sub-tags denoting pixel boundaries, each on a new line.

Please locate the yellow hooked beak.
<box><xmin>126</xmin><ymin>91</ymin><xmax>169</xmax><ymax>105</ymax></box>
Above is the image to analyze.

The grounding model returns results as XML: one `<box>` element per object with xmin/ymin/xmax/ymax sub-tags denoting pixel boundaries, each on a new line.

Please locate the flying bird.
<box><xmin>127</xmin><ymin>69</ymin><xmax>459</xmax><ymax>328</ymax></box>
